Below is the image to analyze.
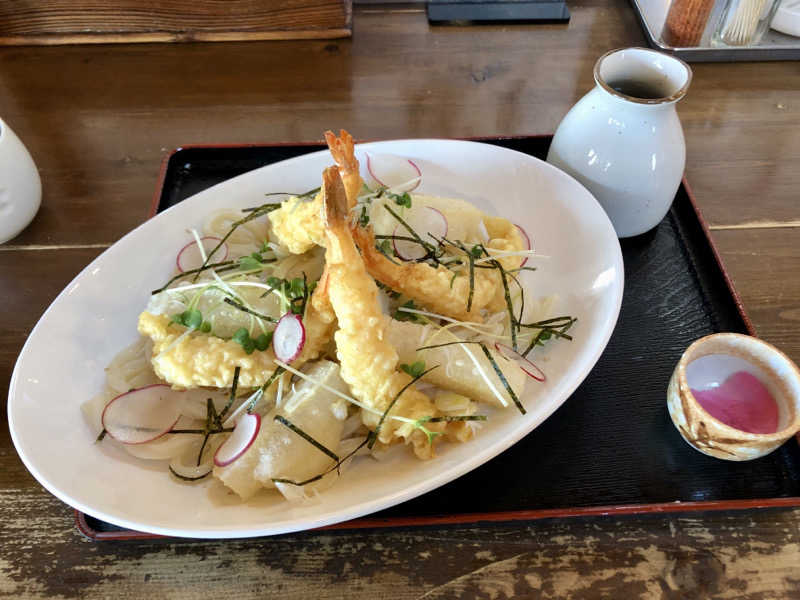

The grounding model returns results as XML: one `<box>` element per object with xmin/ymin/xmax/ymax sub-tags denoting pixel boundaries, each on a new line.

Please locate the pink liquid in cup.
<box><xmin>691</xmin><ymin>371</ymin><xmax>779</xmax><ymax>434</ymax></box>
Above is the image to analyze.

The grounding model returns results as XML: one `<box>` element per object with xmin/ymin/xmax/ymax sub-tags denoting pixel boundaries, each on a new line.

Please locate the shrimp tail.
<box><xmin>324</xmin><ymin>129</ymin><xmax>362</xmax><ymax>209</ymax></box>
<box><xmin>321</xmin><ymin>166</ymin><xmax>355</xmax><ymax>265</ymax></box>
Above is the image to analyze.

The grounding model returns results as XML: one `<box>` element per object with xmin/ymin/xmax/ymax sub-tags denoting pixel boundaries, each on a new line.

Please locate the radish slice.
<box><xmin>273</xmin><ymin>313</ymin><xmax>306</xmax><ymax>363</ymax></box>
<box><xmin>176</xmin><ymin>236</ymin><xmax>228</xmax><ymax>273</ymax></box>
<box><xmin>392</xmin><ymin>206</ymin><xmax>448</xmax><ymax>261</ymax></box>
<box><xmin>495</xmin><ymin>343</ymin><xmax>545</xmax><ymax>382</ymax></box>
<box><xmin>214</xmin><ymin>413</ymin><xmax>261</xmax><ymax>467</ymax></box>
<box><xmin>101</xmin><ymin>384</ymin><xmax>186</xmax><ymax>445</ymax></box>
<box><xmin>515</xmin><ymin>224</ymin><xmax>532</xmax><ymax>268</ymax></box>
<box><xmin>366</xmin><ymin>153</ymin><xmax>421</xmax><ymax>192</ymax></box>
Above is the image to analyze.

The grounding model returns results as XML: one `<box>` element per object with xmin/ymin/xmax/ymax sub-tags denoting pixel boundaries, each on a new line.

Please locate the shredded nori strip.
<box><xmin>376</xmin><ymin>240</ymin><xmax>402</xmax><ymax>265</ymax></box>
<box><xmin>246</xmin><ymin>367</ymin><xmax>286</xmax><ymax>412</ymax></box>
<box><xmin>488</xmin><ymin>257</ymin><xmax>518</xmax><ymax>352</ymax></box>
<box><xmin>369</xmin><ymin>364</ymin><xmax>440</xmax><ymax>449</ymax></box>
<box><xmin>219</xmin><ymin>366</ymin><xmax>241</xmax><ymax>420</ymax></box>
<box><xmin>520</xmin><ymin>317</ymin><xmax>577</xmax><ymax>357</ymax></box>
<box><xmin>222</xmin><ymin>297</ymin><xmax>278</xmax><ymax>323</ymax></box>
<box><xmin>95</xmin><ymin>428</ymin><xmax>107</xmax><ymax>443</ymax></box>
<box><xmin>466</xmin><ymin>250</ymin><xmax>476</xmax><ymax>312</ymax></box>
<box><xmin>274</xmin><ymin>415</ymin><xmax>339</xmax><ymax>463</ymax></box>
<box><xmin>169</xmin><ymin>466</ymin><xmax>212</xmax><ymax>481</ymax></box>
<box><xmin>416</xmin><ymin>340</ymin><xmax>524</xmax><ymax>414</ymax></box>
<box><xmin>168</xmin><ymin>428</ymin><xmax>234</xmax><ymax>434</ymax></box>
<box><xmin>272</xmin><ymin>432</ymin><xmax>376</xmax><ymax>487</ymax></box>
<box><xmin>425</xmin><ymin>415</ymin><xmax>488</xmax><ymax>423</ymax></box>
<box><xmin>382</xmin><ymin>204</ymin><xmax>438</xmax><ymax>258</ymax></box>
<box><xmin>478</xmin><ymin>343</ymin><xmax>526</xmax><ymax>415</ymax></box>
<box><xmin>194</xmin><ymin>203</ymin><xmax>281</xmax><ymax>280</ymax></box>
<box><xmin>151</xmin><ymin>260</ymin><xmax>237</xmax><ymax>294</ymax></box>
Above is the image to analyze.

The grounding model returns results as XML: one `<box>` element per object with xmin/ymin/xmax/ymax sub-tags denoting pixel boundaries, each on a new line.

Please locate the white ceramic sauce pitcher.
<box><xmin>0</xmin><ymin>118</ymin><xmax>41</xmax><ymax>244</ymax></box>
<box><xmin>547</xmin><ymin>48</ymin><xmax>692</xmax><ymax>238</ymax></box>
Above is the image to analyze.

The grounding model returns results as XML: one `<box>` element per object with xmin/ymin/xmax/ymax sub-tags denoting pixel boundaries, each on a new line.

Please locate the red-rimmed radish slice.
<box><xmin>214</xmin><ymin>413</ymin><xmax>261</xmax><ymax>467</ymax></box>
<box><xmin>273</xmin><ymin>313</ymin><xmax>306</xmax><ymax>363</ymax></box>
<box><xmin>494</xmin><ymin>343</ymin><xmax>545</xmax><ymax>382</ymax></box>
<box><xmin>366</xmin><ymin>153</ymin><xmax>421</xmax><ymax>192</ymax></box>
<box><xmin>101</xmin><ymin>384</ymin><xmax>186</xmax><ymax>445</ymax></box>
<box><xmin>176</xmin><ymin>236</ymin><xmax>228</xmax><ymax>273</ymax></box>
<box><xmin>392</xmin><ymin>206</ymin><xmax>448</xmax><ymax>261</ymax></box>
<box><xmin>515</xmin><ymin>224</ymin><xmax>532</xmax><ymax>268</ymax></box>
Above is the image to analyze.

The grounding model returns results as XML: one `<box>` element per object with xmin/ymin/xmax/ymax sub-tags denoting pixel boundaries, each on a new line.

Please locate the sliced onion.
<box><xmin>214</xmin><ymin>413</ymin><xmax>261</xmax><ymax>467</ymax></box>
<box><xmin>478</xmin><ymin>219</ymin><xmax>490</xmax><ymax>243</ymax></box>
<box><xmin>515</xmin><ymin>224</ymin><xmax>532</xmax><ymax>268</ymax></box>
<box><xmin>366</xmin><ymin>153</ymin><xmax>421</xmax><ymax>192</ymax></box>
<box><xmin>273</xmin><ymin>313</ymin><xmax>306</xmax><ymax>363</ymax></box>
<box><xmin>176</xmin><ymin>236</ymin><xmax>228</xmax><ymax>273</ymax></box>
<box><xmin>494</xmin><ymin>343</ymin><xmax>545</xmax><ymax>382</ymax></box>
<box><xmin>123</xmin><ymin>416</ymin><xmax>203</xmax><ymax>460</ymax></box>
<box><xmin>169</xmin><ymin>437</ymin><xmax>219</xmax><ymax>481</ymax></box>
<box><xmin>392</xmin><ymin>206</ymin><xmax>448</xmax><ymax>261</ymax></box>
<box><xmin>101</xmin><ymin>384</ymin><xmax>186</xmax><ymax>444</ymax></box>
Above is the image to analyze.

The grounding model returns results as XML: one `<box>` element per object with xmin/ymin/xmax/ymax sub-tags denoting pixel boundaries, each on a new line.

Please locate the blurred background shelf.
<box><xmin>0</xmin><ymin>0</ymin><xmax>352</xmax><ymax>45</ymax></box>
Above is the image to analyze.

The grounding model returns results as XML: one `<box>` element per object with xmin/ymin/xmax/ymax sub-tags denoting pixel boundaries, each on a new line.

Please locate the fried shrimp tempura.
<box><xmin>320</xmin><ymin>167</ymin><xmax>472</xmax><ymax>458</ymax></box>
<box><xmin>352</xmin><ymin>226</ymin><xmax>497</xmax><ymax>323</ymax></box>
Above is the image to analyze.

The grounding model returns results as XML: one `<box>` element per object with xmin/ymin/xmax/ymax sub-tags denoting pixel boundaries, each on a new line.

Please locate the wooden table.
<box><xmin>2</xmin><ymin>2</ymin><xmax>799</xmax><ymax>596</ymax></box>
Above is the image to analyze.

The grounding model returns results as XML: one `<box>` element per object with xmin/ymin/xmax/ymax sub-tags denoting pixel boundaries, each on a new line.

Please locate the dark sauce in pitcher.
<box><xmin>607</xmin><ymin>79</ymin><xmax>672</xmax><ymax>100</ymax></box>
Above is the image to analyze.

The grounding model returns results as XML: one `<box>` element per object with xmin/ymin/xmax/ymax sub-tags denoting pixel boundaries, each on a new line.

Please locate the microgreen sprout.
<box><xmin>388</xmin><ymin>191</ymin><xmax>412</xmax><ymax>209</ymax></box>
<box><xmin>376</xmin><ymin>239</ymin><xmax>400</xmax><ymax>265</ymax></box>
<box><xmin>400</xmin><ymin>361</ymin><xmax>426</xmax><ymax>378</ymax></box>
<box><xmin>170</xmin><ymin>308</ymin><xmax>204</xmax><ymax>330</ymax></box>
<box><xmin>238</xmin><ymin>251</ymin><xmax>274</xmax><ymax>272</ymax></box>
<box><xmin>393</xmin><ymin>300</ymin><xmax>427</xmax><ymax>323</ymax></box>
<box><xmin>232</xmin><ymin>327</ymin><xmax>273</xmax><ymax>355</ymax></box>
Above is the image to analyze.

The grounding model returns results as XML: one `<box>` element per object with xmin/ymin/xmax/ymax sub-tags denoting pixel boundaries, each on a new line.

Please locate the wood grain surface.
<box><xmin>0</xmin><ymin>0</ymin><xmax>352</xmax><ymax>44</ymax></box>
<box><xmin>1</xmin><ymin>2</ymin><xmax>799</xmax><ymax>597</ymax></box>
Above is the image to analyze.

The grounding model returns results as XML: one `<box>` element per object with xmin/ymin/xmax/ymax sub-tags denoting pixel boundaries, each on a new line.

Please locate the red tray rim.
<box><xmin>79</xmin><ymin>134</ymin><xmax>783</xmax><ymax>541</ymax></box>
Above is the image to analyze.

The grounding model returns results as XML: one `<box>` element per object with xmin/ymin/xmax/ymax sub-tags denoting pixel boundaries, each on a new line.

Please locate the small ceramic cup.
<box><xmin>667</xmin><ymin>333</ymin><xmax>800</xmax><ymax>461</ymax></box>
<box><xmin>0</xmin><ymin>117</ymin><xmax>41</xmax><ymax>244</ymax></box>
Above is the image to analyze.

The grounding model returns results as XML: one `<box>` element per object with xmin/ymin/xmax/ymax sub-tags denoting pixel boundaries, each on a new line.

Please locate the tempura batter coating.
<box><xmin>352</xmin><ymin>226</ymin><xmax>497</xmax><ymax>323</ymax></box>
<box><xmin>269</xmin><ymin>130</ymin><xmax>363</xmax><ymax>255</ymax></box>
<box><xmin>269</xmin><ymin>194</ymin><xmax>325</xmax><ymax>255</ymax></box>
<box><xmin>321</xmin><ymin>167</ymin><xmax>471</xmax><ymax>458</ymax></box>
<box><xmin>138</xmin><ymin>312</ymin><xmax>278</xmax><ymax>388</ymax></box>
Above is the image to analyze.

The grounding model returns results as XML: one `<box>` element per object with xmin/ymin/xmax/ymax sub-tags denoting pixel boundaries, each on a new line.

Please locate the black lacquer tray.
<box><xmin>77</xmin><ymin>135</ymin><xmax>800</xmax><ymax>539</ymax></box>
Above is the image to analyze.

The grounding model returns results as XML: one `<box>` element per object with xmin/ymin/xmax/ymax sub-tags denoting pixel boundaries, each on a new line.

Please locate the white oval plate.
<box><xmin>9</xmin><ymin>139</ymin><xmax>623</xmax><ymax>538</ymax></box>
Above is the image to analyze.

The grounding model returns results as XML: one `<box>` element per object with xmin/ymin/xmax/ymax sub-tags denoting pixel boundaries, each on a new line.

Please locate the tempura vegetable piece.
<box><xmin>269</xmin><ymin>130</ymin><xmax>363</xmax><ymax>255</ymax></box>
<box><xmin>213</xmin><ymin>360</ymin><xmax>348</xmax><ymax>499</ymax></box>
<box><xmin>269</xmin><ymin>193</ymin><xmax>326</xmax><ymax>255</ymax></box>
<box><xmin>384</xmin><ymin>319</ymin><xmax>526</xmax><ymax>408</ymax></box>
<box><xmin>138</xmin><ymin>312</ymin><xmax>279</xmax><ymax>389</ymax></box>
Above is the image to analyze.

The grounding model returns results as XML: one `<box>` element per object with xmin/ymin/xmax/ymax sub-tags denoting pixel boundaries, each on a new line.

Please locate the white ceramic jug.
<box><xmin>547</xmin><ymin>48</ymin><xmax>692</xmax><ymax>238</ymax></box>
<box><xmin>0</xmin><ymin>118</ymin><xmax>41</xmax><ymax>244</ymax></box>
